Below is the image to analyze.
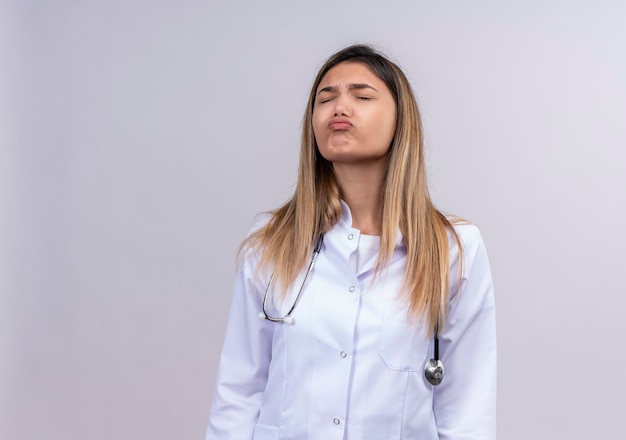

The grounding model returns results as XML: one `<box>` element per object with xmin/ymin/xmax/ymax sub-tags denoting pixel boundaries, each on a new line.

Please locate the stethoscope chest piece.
<box><xmin>424</xmin><ymin>359</ymin><xmax>445</xmax><ymax>386</ymax></box>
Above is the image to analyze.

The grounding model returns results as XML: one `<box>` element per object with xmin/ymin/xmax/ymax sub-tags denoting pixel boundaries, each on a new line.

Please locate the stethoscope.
<box><xmin>258</xmin><ymin>235</ymin><xmax>446</xmax><ymax>386</ymax></box>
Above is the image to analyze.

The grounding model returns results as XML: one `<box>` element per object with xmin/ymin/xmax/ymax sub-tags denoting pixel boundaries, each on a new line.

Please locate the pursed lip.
<box><xmin>328</xmin><ymin>117</ymin><xmax>353</xmax><ymax>131</ymax></box>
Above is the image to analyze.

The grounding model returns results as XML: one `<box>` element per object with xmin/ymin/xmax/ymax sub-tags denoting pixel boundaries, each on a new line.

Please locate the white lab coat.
<box><xmin>207</xmin><ymin>202</ymin><xmax>496</xmax><ymax>439</ymax></box>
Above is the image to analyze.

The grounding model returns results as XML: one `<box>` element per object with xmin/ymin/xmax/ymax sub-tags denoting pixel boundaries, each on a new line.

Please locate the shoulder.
<box><xmin>237</xmin><ymin>214</ymin><xmax>271</xmax><ymax>269</ymax></box>
<box><xmin>250</xmin><ymin>212</ymin><xmax>273</xmax><ymax>234</ymax></box>
<box><xmin>443</xmin><ymin>217</ymin><xmax>484</xmax><ymax>258</ymax></box>
<box><xmin>447</xmin><ymin>221</ymin><xmax>492</xmax><ymax>295</ymax></box>
<box><xmin>450</xmin><ymin>221</ymin><xmax>484</xmax><ymax>255</ymax></box>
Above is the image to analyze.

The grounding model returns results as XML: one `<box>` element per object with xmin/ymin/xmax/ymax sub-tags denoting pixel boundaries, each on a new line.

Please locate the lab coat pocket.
<box><xmin>379</xmin><ymin>301</ymin><xmax>430</xmax><ymax>372</ymax></box>
<box><xmin>252</xmin><ymin>424</ymin><xmax>279</xmax><ymax>440</ymax></box>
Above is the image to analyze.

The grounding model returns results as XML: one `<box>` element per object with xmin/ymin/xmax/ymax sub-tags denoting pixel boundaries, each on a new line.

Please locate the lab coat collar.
<box><xmin>338</xmin><ymin>200</ymin><xmax>405</xmax><ymax>248</ymax></box>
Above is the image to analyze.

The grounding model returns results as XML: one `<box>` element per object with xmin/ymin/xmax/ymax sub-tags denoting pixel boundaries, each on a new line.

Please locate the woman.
<box><xmin>206</xmin><ymin>44</ymin><xmax>496</xmax><ymax>439</ymax></box>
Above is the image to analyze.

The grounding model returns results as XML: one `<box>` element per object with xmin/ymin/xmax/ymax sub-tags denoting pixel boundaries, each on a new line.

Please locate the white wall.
<box><xmin>2</xmin><ymin>1</ymin><xmax>625</xmax><ymax>438</ymax></box>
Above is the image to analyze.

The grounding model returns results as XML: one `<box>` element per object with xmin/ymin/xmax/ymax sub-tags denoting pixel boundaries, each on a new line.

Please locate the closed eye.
<box><xmin>317</xmin><ymin>93</ymin><xmax>335</xmax><ymax>104</ymax></box>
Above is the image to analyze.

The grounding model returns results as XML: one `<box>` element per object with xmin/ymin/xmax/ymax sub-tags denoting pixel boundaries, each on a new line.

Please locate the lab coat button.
<box><xmin>347</xmin><ymin>234</ymin><xmax>354</xmax><ymax>240</ymax></box>
<box><xmin>340</xmin><ymin>351</ymin><xmax>347</xmax><ymax>358</ymax></box>
<box><xmin>349</xmin><ymin>285</ymin><xmax>355</xmax><ymax>292</ymax></box>
<box><xmin>333</xmin><ymin>418</ymin><xmax>340</xmax><ymax>425</ymax></box>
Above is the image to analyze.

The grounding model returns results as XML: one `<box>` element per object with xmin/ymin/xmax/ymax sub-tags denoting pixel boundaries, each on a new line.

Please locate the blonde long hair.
<box><xmin>243</xmin><ymin>45</ymin><xmax>461</xmax><ymax>336</ymax></box>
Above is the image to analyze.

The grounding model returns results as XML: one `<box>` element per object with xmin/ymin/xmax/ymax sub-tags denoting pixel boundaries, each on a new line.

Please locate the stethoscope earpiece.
<box><xmin>259</xmin><ymin>311</ymin><xmax>295</xmax><ymax>325</ymax></box>
<box><xmin>424</xmin><ymin>359</ymin><xmax>445</xmax><ymax>386</ymax></box>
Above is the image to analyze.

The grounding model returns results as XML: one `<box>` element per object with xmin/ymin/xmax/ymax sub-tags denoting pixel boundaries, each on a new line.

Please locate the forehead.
<box><xmin>317</xmin><ymin>61</ymin><xmax>385</xmax><ymax>90</ymax></box>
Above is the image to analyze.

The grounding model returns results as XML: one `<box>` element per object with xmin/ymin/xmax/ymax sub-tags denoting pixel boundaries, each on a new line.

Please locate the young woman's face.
<box><xmin>312</xmin><ymin>61</ymin><xmax>396</xmax><ymax>166</ymax></box>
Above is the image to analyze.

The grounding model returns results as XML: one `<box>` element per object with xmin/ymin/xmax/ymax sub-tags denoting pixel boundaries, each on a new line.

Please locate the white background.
<box><xmin>2</xmin><ymin>1</ymin><xmax>625</xmax><ymax>438</ymax></box>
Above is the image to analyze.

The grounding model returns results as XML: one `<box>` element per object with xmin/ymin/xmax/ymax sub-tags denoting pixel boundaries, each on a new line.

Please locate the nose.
<box><xmin>333</xmin><ymin>93</ymin><xmax>350</xmax><ymax>117</ymax></box>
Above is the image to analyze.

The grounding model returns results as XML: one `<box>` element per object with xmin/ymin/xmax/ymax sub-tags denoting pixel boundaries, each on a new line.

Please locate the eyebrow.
<box><xmin>317</xmin><ymin>83</ymin><xmax>379</xmax><ymax>96</ymax></box>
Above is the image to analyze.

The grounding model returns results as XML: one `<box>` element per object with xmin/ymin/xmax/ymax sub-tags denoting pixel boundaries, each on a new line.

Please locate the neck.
<box><xmin>333</xmin><ymin>161</ymin><xmax>385</xmax><ymax>235</ymax></box>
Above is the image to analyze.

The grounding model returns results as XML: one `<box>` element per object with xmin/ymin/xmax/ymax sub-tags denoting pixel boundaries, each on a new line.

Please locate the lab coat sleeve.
<box><xmin>206</xmin><ymin>256</ymin><xmax>275</xmax><ymax>439</ymax></box>
<box><xmin>434</xmin><ymin>226</ymin><xmax>497</xmax><ymax>440</ymax></box>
